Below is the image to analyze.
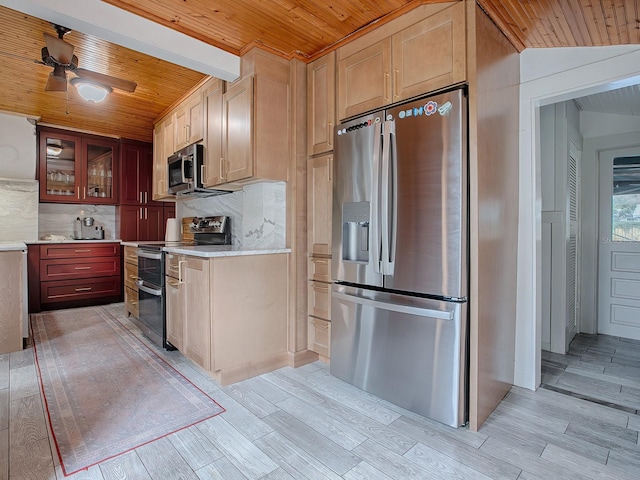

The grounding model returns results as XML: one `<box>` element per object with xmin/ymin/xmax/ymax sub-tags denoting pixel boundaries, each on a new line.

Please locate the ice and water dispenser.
<box><xmin>341</xmin><ymin>201</ymin><xmax>370</xmax><ymax>263</ymax></box>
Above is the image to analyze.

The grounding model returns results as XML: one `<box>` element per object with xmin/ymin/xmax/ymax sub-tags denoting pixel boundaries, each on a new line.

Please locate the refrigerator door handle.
<box><xmin>381</xmin><ymin>120</ymin><xmax>397</xmax><ymax>276</ymax></box>
<box><xmin>332</xmin><ymin>291</ymin><xmax>454</xmax><ymax>320</ymax></box>
<box><xmin>371</xmin><ymin>121</ymin><xmax>383</xmax><ymax>274</ymax></box>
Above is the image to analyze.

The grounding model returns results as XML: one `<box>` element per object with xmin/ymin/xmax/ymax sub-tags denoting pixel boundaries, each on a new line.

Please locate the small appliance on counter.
<box><xmin>73</xmin><ymin>217</ymin><xmax>105</xmax><ymax>240</ymax></box>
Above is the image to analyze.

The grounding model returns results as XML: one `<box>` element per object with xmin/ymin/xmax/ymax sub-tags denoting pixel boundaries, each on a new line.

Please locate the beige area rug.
<box><xmin>31</xmin><ymin>305</ymin><xmax>224</xmax><ymax>476</ymax></box>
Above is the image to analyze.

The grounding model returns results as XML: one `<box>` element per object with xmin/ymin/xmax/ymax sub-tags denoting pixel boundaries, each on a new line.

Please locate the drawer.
<box><xmin>40</xmin><ymin>243</ymin><xmax>120</xmax><ymax>259</ymax></box>
<box><xmin>124</xmin><ymin>246</ymin><xmax>138</xmax><ymax>266</ymax></box>
<box><xmin>41</xmin><ymin>276</ymin><xmax>121</xmax><ymax>304</ymax></box>
<box><xmin>40</xmin><ymin>257</ymin><xmax>121</xmax><ymax>281</ymax></box>
<box><xmin>308</xmin><ymin>280</ymin><xmax>331</xmax><ymax>320</ymax></box>
<box><xmin>165</xmin><ymin>252</ymin><xmax>181</xmax><ymax>279</ymax></box>
<box><xmin>124</xmin><ymin>261</ymin><xmax>139</xmax><ymax>290</ymax></box>
<box><xmin>308</xmin><ymin>317</ymin><xmax>330</xmax><ymax>358</ymax></box>
<box><xmin>309</xmin><ymin>256</ymin><xmax>331</xmax><ymax>282</ymax></box>
<box><xmin>124</xmin><ymin>286</ymin><xmax>139</xmax><ymax>319</ymax></box>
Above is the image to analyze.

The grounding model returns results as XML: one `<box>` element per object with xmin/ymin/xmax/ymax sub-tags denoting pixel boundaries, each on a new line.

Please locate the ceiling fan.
<box><xmin>40</xmin><ymin>23</ymin><xmax>137</xmax><ymax>95</ymax></box>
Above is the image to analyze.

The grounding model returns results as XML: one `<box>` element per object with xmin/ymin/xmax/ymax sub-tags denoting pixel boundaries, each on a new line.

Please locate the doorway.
<box><xmin>597</xmin><ymin>150</ymin><xmax>640</xmax><ymax>340</ymax></box>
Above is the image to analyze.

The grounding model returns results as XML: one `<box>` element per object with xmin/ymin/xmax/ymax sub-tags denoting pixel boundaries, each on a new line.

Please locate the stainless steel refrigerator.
<box><xmin>331</xmin><ymin>87</ymin><xmax>468</xmax><ymax>427</ymax></box>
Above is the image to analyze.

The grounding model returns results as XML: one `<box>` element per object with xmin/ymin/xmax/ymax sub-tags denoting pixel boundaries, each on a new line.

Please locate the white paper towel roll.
<box><xmin>165</xmin><ymin>218</ymin><xmax>180</xmax><ymax>242</ymax></box>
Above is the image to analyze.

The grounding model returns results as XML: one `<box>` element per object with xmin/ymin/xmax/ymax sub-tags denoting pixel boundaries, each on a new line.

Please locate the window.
<box><xmin>612</xmin><ymin>156</ymin><xmax>640</xmax><ymax>242</ymax></box>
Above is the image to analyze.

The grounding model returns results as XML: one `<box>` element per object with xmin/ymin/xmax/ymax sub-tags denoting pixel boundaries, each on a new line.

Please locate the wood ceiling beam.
<box><xmin>0</xmin><ymin>0</ymin><xmax>240</xmax><ymax>81</ymax></box>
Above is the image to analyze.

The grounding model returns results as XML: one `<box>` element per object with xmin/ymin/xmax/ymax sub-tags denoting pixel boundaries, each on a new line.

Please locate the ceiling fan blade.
<box><xmin>43</xmin><ymin>32</ymin><xmax>74</xmax><ymax>65</ymax></box>
<box><xmin>74</xmin><ymin>68</ymin><xmax>137</xmax><ymax>93</ymax></box>
<box><xmin>45</xmin><ymin>67</ymin><xmax>67</xmax><ymax>92</ymax></box>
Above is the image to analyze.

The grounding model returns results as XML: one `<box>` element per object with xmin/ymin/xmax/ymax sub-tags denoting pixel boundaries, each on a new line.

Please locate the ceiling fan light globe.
<box><xmin>46</xmin><ymin>145</ymin><xmax>63</xmax><ymax>156</ymax></box>
<box><xmin>71</xmin><ymin>78</ymin><xmax>111</xmax><ymax>103</ymax></box>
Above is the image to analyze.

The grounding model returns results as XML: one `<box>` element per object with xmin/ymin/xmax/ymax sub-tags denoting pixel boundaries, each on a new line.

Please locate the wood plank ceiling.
<box><xmin>1</xmin><ymin>0</ymin><xmax>639</xmax><ymax>142</ymax></box>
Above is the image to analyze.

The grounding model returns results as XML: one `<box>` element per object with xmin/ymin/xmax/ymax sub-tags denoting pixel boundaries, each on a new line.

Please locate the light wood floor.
<box><xmin>1</xmin><ymin>304</ymin><xmax>639</xmax><ymax>479</ymax></box>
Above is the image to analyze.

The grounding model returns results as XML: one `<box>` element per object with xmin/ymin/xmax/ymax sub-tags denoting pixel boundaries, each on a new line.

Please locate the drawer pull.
<box><xmin>74</xmin><ymin>249</ymin><xmax>92</xmax><ymax>253</ymax></box>
<box><xmin>168</xmin><ymin>280</ymin><xmax>180</xmax><ymax>287</ymax></box>
<box><xmin>75</xmin><ymin>287</ymin><xmax>92</xmax><ymax>292</ymax></box>
<box><xmin>311</xmin><ymin>319</ymin><xmax>329</xmax><ymax>329</ymax></box>
<box><xmin>74</xmin><ymin>266</ymin><xmax>92</xmax><ymax>270</ymax></box>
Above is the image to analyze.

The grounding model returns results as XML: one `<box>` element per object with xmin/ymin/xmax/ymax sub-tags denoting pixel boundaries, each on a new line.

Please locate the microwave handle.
<box><xmin>181</xmin><ymin>156</ymin><xmax>189</xmax><ymax>184</ymax></box>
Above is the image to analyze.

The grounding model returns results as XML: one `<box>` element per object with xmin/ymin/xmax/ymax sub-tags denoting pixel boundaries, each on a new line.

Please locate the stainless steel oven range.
<box><xmin>134</xmin><ymin>215</ymin><xmax>231</xmax><ymax>349</ymax></box>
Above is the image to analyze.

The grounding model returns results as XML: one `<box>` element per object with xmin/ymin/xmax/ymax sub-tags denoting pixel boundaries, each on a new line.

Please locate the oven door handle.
<box><xmin>137</xmin><ymin>280</ymin><xmax>162</xmax><ymax>296</ymax></box>
<box><xmin>136</xmin><ymin>249</ymin><xmax>162</xmax><ymax>260</ymax></box>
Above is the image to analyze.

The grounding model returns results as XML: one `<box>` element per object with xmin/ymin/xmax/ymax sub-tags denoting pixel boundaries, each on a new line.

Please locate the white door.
<box><xmin>597</xmin><ymin>147</ymin><xmax>640</xmax><ymax>340</ymax></box>
<box><xmin>565</xmin><ymin>141</ymin><xmax>580</xmax><ymax>350</ymax></box>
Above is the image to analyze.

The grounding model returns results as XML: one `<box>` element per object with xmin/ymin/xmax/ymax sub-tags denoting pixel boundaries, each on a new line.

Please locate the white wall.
<box><xmin>517</xmin><ymin>45</ymin><xmax>640</xmax><ymax>389</ymax></box>
<box><xmin>0</xmin><ymin>112</ymin><xmax>38</xmax><ymax>179</ymax></box>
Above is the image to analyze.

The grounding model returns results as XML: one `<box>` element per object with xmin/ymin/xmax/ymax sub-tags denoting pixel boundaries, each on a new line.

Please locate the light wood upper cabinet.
<box><xmin>175</xmin><ymin>89</ymin><xmax>204</xmax><ymax>150</ymax></box>
<box><xmin>152</xmin><ymin>114</ymin><xmax>175</xmax><ymax>201</ymax></box>
<box><xmin>218</xmin><ymin>71</ymin><xmax>289</xmax><ymax>186</ymax></box>
<box><xmin>391</xmin><ymin>3</ymin><xmax>465</xmax><ymax>101</ymax></box>
<box><xmin>202</xmin><ymin>77</ymin><xmax>224</xmax><ymax>187</ymax></box>
<box><xmin>337</xmin><ymin>2</ymin><xmax>465</xmax><ymax>120</ymax></box>
<box><xmin>338</xmin><ymin>38</ymin><xmax>391</xmax><ymax>122</ymax></box>
<box><xmin>307</xmin><ymin>153</ymin><xmax>333</xmax><ymax>255</ymax></box>
<box><xmin>307</xmin><ymin>52</ymin><xmax>336</xmax><ymax>156</ymax></box>
<box><xmin>222</xmin><ymin>75</ymin><xmax>254</xmax><ymax>183</ymax></box>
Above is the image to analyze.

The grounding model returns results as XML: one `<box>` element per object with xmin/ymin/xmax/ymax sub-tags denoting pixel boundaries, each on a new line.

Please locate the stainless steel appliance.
<box><xmin>73</xmin><ymin>217</ymin><xmax>105</xmax><ymax>240</ymax></box>
<box><xmin>135</xmin><ymin>215</ymin><xmax>231</xmax><ymax>349</ymax></box>
<box><xmin>331</xmin><ymin>87</ymin><xmax>468</xmax><ymax>428</ymax></box>
<box><xmin>167</xmin><ymin>143</ymin><xmax>230</xmax><ymax>197</ymax></box>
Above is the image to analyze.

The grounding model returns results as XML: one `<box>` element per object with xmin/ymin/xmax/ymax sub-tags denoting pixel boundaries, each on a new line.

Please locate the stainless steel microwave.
<box><xmin>167</xmin><ymin>143</ymin><xmax>204</xmax><ymax>195</ymax></box>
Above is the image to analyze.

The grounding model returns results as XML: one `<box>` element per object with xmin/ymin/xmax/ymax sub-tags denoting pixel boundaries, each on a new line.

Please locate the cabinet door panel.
<box><xmin>183</xmin><ymin>256</ymin><xmax>211</xmax><ymax>369</ymax></box>
<box><xmin>307</xmin><ymin>52</ymin><xmax>336</xmax><ymax>156</ymax></box>
<box><xmin>307</xmin><ymin>154</ymin><xmax>333</xmax><ymax>255</ymax></box>
<box><xmin>140</xmin><ymin>206</ymin><xmax>164</xmax><ymax>241</ymax></box>
<box><xmin>39</xmin><ymin>130</ymin><xmax>82</xmax><ymax>202</ymax></box>
<box><xmin>337</xmin><ymin>38</ymin><xmax>391</xmax><ymax>121</ymax></box>
<box><xmin>165</xmin><ymin>276</ymin><xmax>183</xmax><ymax>351</ymax></box>
<box><xmin>83</xmin><ymin>137</ymin><xmax>117</xmax><ymax>204</ymax></box>
<box><xmin>392</xmin><ymin>3</ymin><xmax>466</xmax><ymax>101</ymax></box>
<box><xmin>223</xmin><ymin>76</ymin><xmax>254</xmax><ymax>183</ymax></box>
<box><xmin>120</xmin><ymin>144</ymin><xmax>142</xmax><ymax>205</ymax></box>
<box><xmin>203</xmin><ymin>79</ymin><xmax>225</xmax><ymax>186</ymax></box>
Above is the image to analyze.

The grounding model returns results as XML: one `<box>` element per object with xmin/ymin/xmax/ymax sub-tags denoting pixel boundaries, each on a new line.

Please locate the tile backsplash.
<box><xmin>177</xmin><ymin>182</ymin><xmax>286</xmax><ymax>248</ymax></box>
<box><xmin>38</xmin><ymin>203</ymin><xmax>116</xmax><ymax>240</ymax></box>
<box><xmin>36</xmin><ymin>181</ymin><xmax>286</xmax><ymax>247</ymax></box>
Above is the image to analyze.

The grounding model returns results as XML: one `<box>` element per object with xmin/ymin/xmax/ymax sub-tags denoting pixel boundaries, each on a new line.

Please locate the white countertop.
<box><xmin>0</xmin><ymin>241</ymin><xmax>27</xmax><ymax>251</ymax></box>
<box><xmin>28</xmin><ymin>239</ymin><xmax>122</xmax><ymax>244</ymax></box>
<box><xmin>162</xmin><ymin>245</ymin><xmax>291</xmax><ymax>258</ymax></box>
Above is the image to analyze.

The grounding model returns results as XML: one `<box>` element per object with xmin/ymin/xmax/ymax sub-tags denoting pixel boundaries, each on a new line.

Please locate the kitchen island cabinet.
<box><xmin>164</xmin><ymin>249</ymin><xmax>289</xmax><ymax>385</ymax></box>
<box><xmin>27</xmin><ymin>241</ymin><xmax>122</xmax><ymax>313</ymax></box>
<box><xmin>0</xmin><ymin>245</ymin><xmax>26</xmax><ymax>354</ymax></box>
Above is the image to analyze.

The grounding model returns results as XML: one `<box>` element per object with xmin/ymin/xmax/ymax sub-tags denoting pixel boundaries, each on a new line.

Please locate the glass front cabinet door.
<box><xmin>38</xmin><ymin>128</ymin><xmax>118</xmax><ymax>204</ymax></box>
<box><xmin>39</xmin><ymin>131</ymin><xmax>81</xmax><ymax>201</ymax></box>
<box><xmin>83</xmin><ymin>138</ymin><xmax>116</xmax><ymax>202</ymax></box>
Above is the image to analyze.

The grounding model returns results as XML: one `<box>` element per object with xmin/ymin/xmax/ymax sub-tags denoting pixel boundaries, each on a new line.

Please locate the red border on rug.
<box><xmin>31</xmin><ymin>312</ymin><xmax>226</xmax><ymax>477</ymax></box>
